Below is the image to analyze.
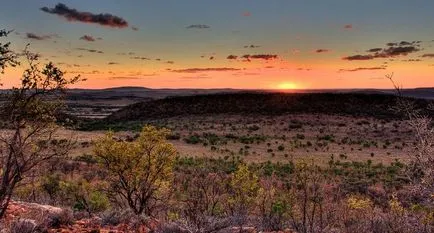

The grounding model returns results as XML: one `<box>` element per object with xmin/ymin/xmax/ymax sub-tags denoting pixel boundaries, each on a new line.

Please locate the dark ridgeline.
<box><xmin>105</xmin><ymin>92</ymin><xmax>433</xmax><ymax>122</ymax></box>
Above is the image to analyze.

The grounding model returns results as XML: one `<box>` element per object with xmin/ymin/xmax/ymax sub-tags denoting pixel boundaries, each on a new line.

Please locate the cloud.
<box><xmin>342</xmin><ymin>54</ymin><xmax>374</xmax><ymax>61</ymax></box>
<box><xmin>339</xmin><ymin>67</ymin><xmax>386</xmax><ymax>72</ymax></box>
<box><xmin>186</xmin><ymin>24</ymin><xmax>210</xmax><ymax>29</ymax></box>
<box><xmin>381</xmin><ymin>46</ymin><xmax>419</xmax><ymax>57</ymax></box>
<box><xmin>166</xmin><ymin>61</ymin><xmax>175</xmax><ymax>64</ymax></box>
<box><xmin>76</xmin><ymin>48</ymin><xmax>104</xmax><ymax>53</ymax></box>
<box><xmin>343</xmin><ymin>41</ymin><xmax>421</xmax><ymax>61</ymax></box>
<box><xmin>181</xmin><ymin>74</ymin><xmax>210</xmax><ymax>79</ymax></box>
<box><xmin>244</xmin><ymin>45</ymin><xmax>260</xmax><ymax>48</ymax></box>
<box><xmin>422</xmin><ymin>53</ymin><xmax>434</xmax><ymax>58</ymax></box>
<box><xmin>108</xmin><ymin>76</ymin><xmax>142</xmax><ymax>80</ymax></box>
<box><xmin>344</xmin><ymin>24</ymin><xmax>353</xmax><ymax>29</ymax></box>
<box><xmin>209</xmin><ymin>56</ymin><xmax>215</xmax><ymax>60</ymax></box>
<box><xmin>242</xmin><ymin>54</ymin><xmax>278</xmax><ymax>61</ymax></box>
<box><xmin>79</xmin><ymin>35</ymin><xmax>96</xmax><ymax>42</ymax></box>
<box><xmin>130</xmin><ymin>56</ymin><xmax>151</xmax><ymax>60</ymax></box>
<box><xmin>297</xmin><ymin>68</ymin><xmax>312</xmax><ymax>71</ymax></box>
<box><xmin>366</xmin><ymin>48</ymin><xmax>382</xmax><ymax>53</ymax></box>
<box><xmin>108</xmin><ymin>62</ymin><xmax>119</xmax><ymax>65</ymax></box>
<box><xmin>132</xmin><ymin>26</ymin><xmax>139</xmax><ymax>31</ymax></box>
<box><xmin>26</xmin><ymin>33</ymin><xmax>51</xmax><ymax>40</ymax></box>
<box><xmin>227</xmin><ymin>55</ymin><xmax>238</xmax><ymax>60</ymax></box>
<box><xmin>315</xmin><ymin>49</ymin><xmax>330</xmax><ymax>53</ymax></box>
<box><xmin>172</xmin><ymin>67</ymin><xmax>241</xmax><ymax>73</ymax></box>
<box><xmin>243</xmin><ymin>11</ymin><xmax>251</xmax><ymax>17</ymax></box>
<box><xmin>402</xmin><ymin>59</ymin><xmax>422</xmax><ymax>62</ymax></box>
<box><xmin>41</xmin><ymin>3</ymin><xmax>128</xmax><ymax>28</ymax></box>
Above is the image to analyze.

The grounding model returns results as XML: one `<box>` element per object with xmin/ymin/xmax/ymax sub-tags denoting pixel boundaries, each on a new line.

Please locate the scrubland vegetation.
<box><xmin>1</xmin><ymin>29</ymin><xmax>434</xmax><ymax>233</ymax></box>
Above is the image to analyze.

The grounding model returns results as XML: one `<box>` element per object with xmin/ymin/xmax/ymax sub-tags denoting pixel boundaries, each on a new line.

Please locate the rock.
<box><xmin>10</xmin><ymin>218</ymin><xmax>37</xmax><ymax>233</ymax></box>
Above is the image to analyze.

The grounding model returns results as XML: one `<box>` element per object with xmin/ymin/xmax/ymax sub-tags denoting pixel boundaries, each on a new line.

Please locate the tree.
<box><xmin>0</xmin><ymin>29</ymin><xmax>80</xmax><ymax>218</ymax></box>
<box><xmin>227</xmin><ymin>163</ymin><xmax>259</xmax><ymax>232</ymax></box>
<box><xmin>289</xmin><ymin>161</ymin><xmax>326</xmax><ymax>233</ymax></box>
<box><xmin>94</xmin><ymin>125</ymin><xmax>176</xmax><ymax>216</ymax></box>
<box><xmin>0</xmin><ymin>30</ymin><xmax>18</xmax><ymax>75</ymax></box>
<box><xmin>387</xmin><ymin>73</ymin><xmax>434</xmax><ymax>225</ymax></box>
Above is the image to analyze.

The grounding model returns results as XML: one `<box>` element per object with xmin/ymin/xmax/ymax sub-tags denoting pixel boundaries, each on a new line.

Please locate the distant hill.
<box><xmin>65</xmin><ymin>87</ymin><xmax>241</xmax><ymax>101</ymax></box>
<box><xmin>104</xmin><ymin>92</ymin><xmax>434</xmax><ymax>123</ymax></box>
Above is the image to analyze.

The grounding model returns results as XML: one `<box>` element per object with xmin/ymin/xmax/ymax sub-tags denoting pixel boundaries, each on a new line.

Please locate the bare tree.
<box><xmin>386</xmin><ymin>73</ymin><xmax>434</xmax><ymax>206</ymax></box>
<box><xmin>0</xmin><ymin>30</ymin><xmax>80</xmax><ymax>218</ymax></box>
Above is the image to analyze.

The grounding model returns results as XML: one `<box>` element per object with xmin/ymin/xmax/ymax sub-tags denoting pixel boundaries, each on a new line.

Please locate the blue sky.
<box><xmin>1</xmin><ymin>0</ymin><xmax>434</xmax><ymax>89</ymax></box>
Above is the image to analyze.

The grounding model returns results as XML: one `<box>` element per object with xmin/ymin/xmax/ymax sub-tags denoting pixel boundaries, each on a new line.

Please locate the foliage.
<box><xmin>0</xmin><ymin>29</ymin><xmax>80</xmax><ymax>218</ymax></box>
<box><xmin>94</xmin><ymin>125</ymin><xmax>176</xmax><ymax>215</ymax></box>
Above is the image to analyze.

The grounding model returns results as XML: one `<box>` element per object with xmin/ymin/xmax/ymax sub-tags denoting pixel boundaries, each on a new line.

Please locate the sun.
<box><xmin>276</xmin><ymin>82</ymin><xmax>298</xmax><ymax>90</ymax></box>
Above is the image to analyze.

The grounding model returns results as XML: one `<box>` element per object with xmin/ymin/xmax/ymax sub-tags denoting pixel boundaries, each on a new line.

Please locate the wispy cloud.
<box><xmin>244</xmin><ymin>44</ymin><xmax>260</xmax><ymax>48</ymax></box>
<box><xmin>172</xmin><ymin>67</ymin><xmax>240</xmax><ymax>73</ymax></box>
<box><xmin>422</xmin><ymin>53</ymin><xmax>434</xmax><ymax>58</ymax></box>
<box><xmin>76</xmin><ymin>48</ymin><xmax>104</xmax><ymax>53</ymax></box>
<box><xmin>186</xmin><ymin>24</ymin><xmax>210</xmax><ymax>29</ymax></box>
<box><xmin>130</xmin><ymin>56</ymin><xmax>151</xmax><ymax>60</ymax></box>
<box><xmin>243</xmin><ymin>11</ymin><xmax>251</xmax><ymax>17</ymax></box>
<box><xmin>315</xmin><ymin>49</ymin><xmax>330</xmax><ymax>53</ymax></box>
<box><xmin>41</xmin><ymin>3</ymin><xmax>128</xmax><ymax>28</ymax></box>
<box><xmin>344</xmin><ymin>24</ymin><xmax>353</xmax><ymax>29</ymax></box>
<box><xmin>242</xmin><ymin>54</ymin><xmax>278</xmax><ymax>61</ymax></box>
<box><xmin>339</xmin><ymin>67</ymin><xmax>386</xmax><ymax>72</ymax></box>
<box><xmin>108</xmin><ymin>76</ymin><xmax>142</xmax><ymax>80</ymax></box>
<box><xmin>26</xmin><ymin>32</ymin><xmax>52</xmax><ymax>40</ymax></box>
<box><xmin>80</xmin><ymin>35</ymin><xmax>96</xmax><ymax>42</ymax></box>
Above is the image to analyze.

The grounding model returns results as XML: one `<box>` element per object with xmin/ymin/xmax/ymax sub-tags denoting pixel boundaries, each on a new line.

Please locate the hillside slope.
<box><xmin>105</xmin><ymin>92</ymin><xmax>433</xmax><ymax>122</ymax></box>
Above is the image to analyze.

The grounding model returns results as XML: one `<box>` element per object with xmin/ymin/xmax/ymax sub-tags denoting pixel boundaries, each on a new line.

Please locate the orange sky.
<box><xmin>1</xmin><ymin>1</ymin><xmax>434</xmax><ymax>89</ymax></box>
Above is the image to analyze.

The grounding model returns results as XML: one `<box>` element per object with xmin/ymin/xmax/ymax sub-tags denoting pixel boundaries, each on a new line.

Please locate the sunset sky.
<box><xmin>1</xmin><ymin>1</ymin><xmax>434</xmax><ymax>89</ymax></box>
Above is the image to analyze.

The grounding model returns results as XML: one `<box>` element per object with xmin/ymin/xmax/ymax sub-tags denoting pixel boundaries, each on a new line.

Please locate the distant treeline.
<box><xmin>104</xmin><ymin>92</ymin><xmax>433</xmax><ymax>122</ymax></box>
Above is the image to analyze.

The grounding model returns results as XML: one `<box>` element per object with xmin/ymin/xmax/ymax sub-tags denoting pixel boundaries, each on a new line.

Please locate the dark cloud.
<box><xmin>342</xmin><ymin>54</ymin><xmax>375</xmax><ymax>61</ymax></box>
<box><xmin>166</xmin><ymin>61</ymin><xmax>175</xmax><ymax>64</ymax></box>
<box><xmin>172</xmin><ymin>67</ymin><xmax>241</xmax><ymax>73</ymax></box>
<box><xmin>339</xmin><ymin>67</ymin><xmax>386</xmax><ymax>72</ymax></box>
<box><xmin>244</xmin><ymin>45</ymin><xmax>260</xmax><ymax>48</ymax></box>
<box><xmin>343</xmin><ymin>41</ymin><xmax>421</xmax><ymax>61</ymax></box>
<box><xmin>26</xmin><ymin>33</ymin><xmax>51</xmax><ymax>40</ymax></box>
<box><xmin>422</xmin><ymin>53</ymin><xmax>434</xmax><ymax>58</ymax></box>
<box><xmin>402</xmin><ymin>59</ymin><xmax>422</xmax><ymax>62</ymax></box>
<box><xmin>80</xmin><ymin>35</ymin><xmax>95</xmax><ymax>42</ymax></box>
<box><xmin>381</xmin><ymin>46</ymin><xmax>419</xmax><ymax>57</ymax></box>
<box><xmin>132</xmin><ymin>26</ymin><xmax>139</xmax><ymax>31</ymax></box>
<box><xmin>130</xmin><ymin>56</ymin><xmax>151</xmax><ymax>60</ymax></box>
<box><xmin>76</xmin><ymin>48</ymin><xmax>104</xmax><ymax>53</ymax></box>
<box><xmin>315</xmin><ymin>49</ymin><xmax>330</xmax><ymax>53</ymax></box>
<box><xmin>242</xmin><ymin>54</ymin><xmax>278</xmax><ymax>61</ymax></box>
<box><xmin>344</xmin><ymin>24</ymin><xmax>353</xmax><ymax>29</ymax></box>
<box><xmin>209</xmin><ymin>56</ymin><xmax>215</xmax><ymax>60</ymax></box>
<box><xmin>108</xmin><ymin>62</ymin><xmax>119</xmax><ymax>65</ymax></box>
<box><xmin>367</xmin><ymin>48</ymin><xmax>383</xmax><ymax>53</ymax></box>
<box><xmin>186</xmin><ymin>24</ymin><xmax>210</xmax><ymax>29</ymax></box>
<box><xmin>227</xmin><ymin>55</ymin><xmax>238</xmax><ymax>60</ymax></box>
<box><xmin>40</xmin><ymin>3</ymin><xmax>128</xmax><ymax>28</ymax></box>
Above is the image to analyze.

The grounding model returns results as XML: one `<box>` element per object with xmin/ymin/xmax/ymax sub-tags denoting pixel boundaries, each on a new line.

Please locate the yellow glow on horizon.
<box><xmin>276</xmin><ymin>82</ymin><xmax>298</xmax><ymax>90</ymax></box>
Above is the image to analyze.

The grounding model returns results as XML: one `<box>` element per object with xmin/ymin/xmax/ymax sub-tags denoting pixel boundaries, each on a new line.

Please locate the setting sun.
<box><xmin>277</xmin><ymin>82</ymin><xmax>298</xmax><ymax>90</ymax></box>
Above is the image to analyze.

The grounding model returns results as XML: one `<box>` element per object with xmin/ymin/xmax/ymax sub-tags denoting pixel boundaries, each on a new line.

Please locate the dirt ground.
<box><xmin>32</xmin><ymin>113</ymin><xmax>415</xmax><ymax>165</ymax></box>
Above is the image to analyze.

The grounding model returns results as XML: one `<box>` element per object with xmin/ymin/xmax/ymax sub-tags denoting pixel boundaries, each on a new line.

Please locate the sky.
<box><xmin>1</xmin><ymin>0</ymin><xmax>434</xmax><ymax>89</ymax></box>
